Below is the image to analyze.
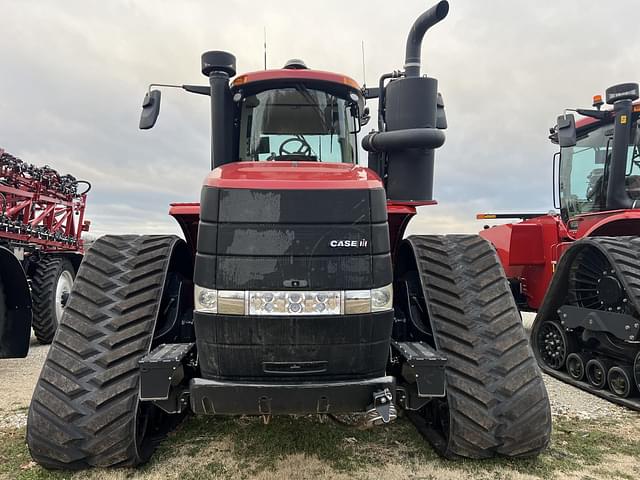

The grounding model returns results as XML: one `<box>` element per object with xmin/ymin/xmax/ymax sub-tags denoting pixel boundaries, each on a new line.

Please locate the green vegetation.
<box><xmin>1</xmin><ymin>415</ymin><xmax>639</xmax><ymax>480</ymax></box>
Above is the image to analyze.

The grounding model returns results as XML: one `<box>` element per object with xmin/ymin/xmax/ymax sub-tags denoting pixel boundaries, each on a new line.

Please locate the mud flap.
<box><xmin>0</xmin><ymin>246</ymin><xmax>32</xmax><ymax>358</ymax></box>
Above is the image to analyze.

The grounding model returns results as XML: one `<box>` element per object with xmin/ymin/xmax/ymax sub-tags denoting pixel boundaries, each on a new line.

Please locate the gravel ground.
<box><xmin>0</xmin><ymin>315</ymin><xmax>637</xmax><ymax>428</ymax></box>
<box><xmin>0</xmin><ymin>336</ymin><xmax>48</xmax><ymax>429</ymax></box>
<box><xmin>520</xmin><ymin>312</ymin><xmax>636</xmax><ymax>421</ymax></box>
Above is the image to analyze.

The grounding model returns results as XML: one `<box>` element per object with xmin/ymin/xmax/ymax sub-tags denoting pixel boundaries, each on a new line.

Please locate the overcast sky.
<box><xmin>1</xmin><ymin>0</ymin><xmax>638</xmax><ymax>237</ymax></box>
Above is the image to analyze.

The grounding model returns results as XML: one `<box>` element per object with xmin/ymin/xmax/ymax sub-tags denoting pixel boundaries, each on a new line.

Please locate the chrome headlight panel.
<box><xmin>194</xmin><ymin>284</ymin><xmax>393</xmax><ymax>316</ymax></box>
<box><xmin>249</xmin><ymin>290</ymin><xmax>341</xmax><ymax>316</ymax></box>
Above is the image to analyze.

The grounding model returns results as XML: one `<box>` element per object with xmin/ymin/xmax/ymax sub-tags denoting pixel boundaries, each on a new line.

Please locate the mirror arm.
<box><xmin>182</xmin><ymin>85</ymin><xmax>211</xmax><ymax>96</ymax></box>
<box><xmin>147</xmin><ymin>83</ymin><xmax>210</xmax><ymax>96</ymax></box>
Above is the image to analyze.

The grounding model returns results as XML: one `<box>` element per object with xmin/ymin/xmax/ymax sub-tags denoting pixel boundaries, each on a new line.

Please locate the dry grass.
<box><xmin>2</xmin><ymin>414</ymin><xmax>640</xmax><ymax>480</ymax></box>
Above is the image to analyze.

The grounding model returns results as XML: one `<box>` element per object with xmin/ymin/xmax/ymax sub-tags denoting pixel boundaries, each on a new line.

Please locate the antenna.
<box><xmin>264</xmin><ymin>27</ymin><xmax>267</xmax><ymax>70</ymax></box>
<box><xmin>361</xmin><ymin>40</ymin><xmax>366</xmax><ymax>86</ymax></box>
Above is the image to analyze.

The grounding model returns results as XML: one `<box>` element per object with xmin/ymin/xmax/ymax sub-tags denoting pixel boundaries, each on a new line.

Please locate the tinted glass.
<box><xmin>238</xmin><ymin>86</ymin><xmax>358</xmax><ymax>163</ymax></box>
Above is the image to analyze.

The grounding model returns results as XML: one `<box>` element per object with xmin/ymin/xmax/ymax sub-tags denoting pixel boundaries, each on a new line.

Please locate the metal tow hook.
<box><xmin>372</xmin><ymin>388</ymin><xmax>395</xmax><ymax>424</ymax></box>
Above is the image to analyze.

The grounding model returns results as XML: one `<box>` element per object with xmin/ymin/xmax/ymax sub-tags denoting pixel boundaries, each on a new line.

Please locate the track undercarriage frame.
<box><xmin>532</xmin><ymin>236</ymin><xmax>640</xmax><ymax>409</ymax></box>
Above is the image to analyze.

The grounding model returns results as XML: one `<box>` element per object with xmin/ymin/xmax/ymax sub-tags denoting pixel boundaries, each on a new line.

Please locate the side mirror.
<box><xmin>556</xmin><ymin>114</ymin><xmax>576</xmax><ymax>147</ymax></box>
<box><xmin>139</xmin><ymin>90</ymin><xmax>161</xmax><ymax>130</ymax></box>
<box><xmin>361</xmin><ymin>106</ymin><xmax>371</xmax><ymax>126</ymax></box>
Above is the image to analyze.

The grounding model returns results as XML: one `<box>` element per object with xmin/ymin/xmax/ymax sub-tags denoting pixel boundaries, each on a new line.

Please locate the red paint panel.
<box><xmin>387</xmin><ymin>203</ymin><xmax>416</xmax><ymax>260</ymax></box>
<box><xmin>169</xmin><ymin>204</ymin><xmax>199</xmax><ymax>253</ymax></box>
<box><xmin>480</xmin><ymin>224</ymin><xmax>513</xmax><ymax>271</ymax></box>
<box><xmin>481</xmin><ymin>215</ymin><xmax>564</xmax><ymax>309</ymax></box>
<box><xmin>570</xmin><ymin>210</ymin><xmax>640</xmax><ymax>238</ymax></box>
<box><xmin>169</xmin><ymin>202</ymin><xmax>200</xmax><ymax>216</ymax></box>
<box><xmin>509</xmin><ymin>223</ymin><xmax>545</xmax><ymax>265</ymax></box>
<box><xmin>204</xmin><ymin>162</ymin><xmax>384</xmax><ymax>190</ymax></box>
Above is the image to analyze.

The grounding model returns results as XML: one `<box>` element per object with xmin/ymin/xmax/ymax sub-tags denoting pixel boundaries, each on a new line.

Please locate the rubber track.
<box><xmin>26</xmin><ymin>235</ymin><xmax>181</xmax><ymax>469</ymax></box>
<box><xmin>405</xmin><ymin>235</ymin><xmax>551</xmax><ymax>459</ymax></box>
<box><xmin>31</xmin><ymin>256</ymin><xmax>73</xmax><ymax>344</ymax></box>
<box><xmin>533</xmin><ymin>236</ymin><xmax>640</xmax><ymax>411</ymax></box>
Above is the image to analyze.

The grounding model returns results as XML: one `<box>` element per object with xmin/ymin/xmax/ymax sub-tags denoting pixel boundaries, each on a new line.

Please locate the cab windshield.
<box><xmin>560</xmin><ymin>119</ymin><xmax>640</xmax><ymax>218</ymax></box>
<box><xmin>238</xmin><ymin>86</ymin><xmax>358</xmax><ymax>163</ymax></box>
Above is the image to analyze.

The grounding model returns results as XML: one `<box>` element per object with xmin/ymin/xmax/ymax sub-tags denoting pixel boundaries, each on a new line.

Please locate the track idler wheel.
<box><xmin>536</xmin><ymin>321</ymin><xmax>573</xmax><ymax>370</ymax></box>
<box><xmin>566</xmin><ymin>352</ymin><xmax>587</xmax><ymax>381</ymax></box>
<box><xmin>586</xmin><ymin>358</ymin><xmax>611</xmax><ymax>389</ymax></box>
<box><xmin>607</xmin><ymin>366</ymin><xmax>636</xmax><ymax>398</ymax></box>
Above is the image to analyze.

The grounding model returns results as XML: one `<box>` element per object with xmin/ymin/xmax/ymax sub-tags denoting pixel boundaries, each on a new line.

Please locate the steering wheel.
<box><xmin>279</xmin><ymin>136</ymin><xmax>312</xmax><ymax>157</ymax></box>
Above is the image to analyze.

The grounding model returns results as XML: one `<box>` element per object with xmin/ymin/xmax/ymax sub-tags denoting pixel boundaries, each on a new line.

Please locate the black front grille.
<box><xmin>195</xmin><ymin>187</ymin><xmax>391</xmax><ymax>290</ymax></box>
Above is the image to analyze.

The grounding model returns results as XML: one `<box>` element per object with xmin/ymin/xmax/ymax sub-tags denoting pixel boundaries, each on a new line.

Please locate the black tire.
<box><xmin>0</xmin><ymin>274</ymin><xmax>6</xmax><ymax>337</ymax></box>
<box><xmin>27</xmin><ymin>235</ymin><xmax>185</xmax><ymax>469</ymax></box>
<box><xmin>401</xmin><ymin>235</ymin><xmax>552</xmax><ymax>459</ymax></box>
<box><xmin>31</xmin><ymin>256</ymin><xmax>76</xmax><ymax>344</ymax></box>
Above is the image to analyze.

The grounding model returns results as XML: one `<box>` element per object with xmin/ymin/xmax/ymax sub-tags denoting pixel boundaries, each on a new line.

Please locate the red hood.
<box><xmin>204</xmin><ymin>162</ymin><xmax>383</xmax><ymax>190</ymax></box>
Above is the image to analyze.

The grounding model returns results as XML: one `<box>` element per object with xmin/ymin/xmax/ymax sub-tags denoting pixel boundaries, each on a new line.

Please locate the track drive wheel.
<box><xmin>31</xmin><ymin>256</ymin><xmax>76</xmax><ymax>344</ymax></box>
<box><xmin>535</xmin><ymin>321</ymin><xmax>574</xmax><ymax>370</ymax></box>
<box><xmin>399</xmin><ymin>235</ymin><xmax>551</xmax><ymax>459</ymax></box>
<box><xmin>27</xmin><ymin>235</ymin><xmax>189</xmax><ymax>469</ymax></box>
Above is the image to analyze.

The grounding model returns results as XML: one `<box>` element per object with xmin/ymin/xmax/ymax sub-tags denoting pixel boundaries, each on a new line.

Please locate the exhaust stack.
<box><xmin>404</xmin><ymin>0</ymin><xmax>449</xmax><ymax>78</ymax></box>
<box><xmin>363</xmin><ymin>1</ymin><xmax>449</xmax><ymax>203</ymax></box>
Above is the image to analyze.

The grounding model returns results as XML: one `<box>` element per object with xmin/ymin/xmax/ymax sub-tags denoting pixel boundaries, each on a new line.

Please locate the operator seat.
<box><xmin>625</xmin><ymin>175</ymin><xmax>640</xmax><ymax>200</ymax></box>
<box><xmin>585</xmin><ymin>168</ymin><xmax>605</xmax><ymax>211</ymax></box>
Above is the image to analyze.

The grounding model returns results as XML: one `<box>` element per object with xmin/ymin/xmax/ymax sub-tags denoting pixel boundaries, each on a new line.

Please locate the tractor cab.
<box><xmin>552</xmin><ymin>83</ymin><xmax>640</xmax><ymax>224</ymax></box>
<box><xmin>232</xmin><ymin>65</ymin><xmax>364</xmax><ymax>164</ymax></box>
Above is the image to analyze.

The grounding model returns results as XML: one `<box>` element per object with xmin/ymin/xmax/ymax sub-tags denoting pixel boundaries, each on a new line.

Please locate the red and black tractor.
<box><xmin>26</xmin><ymin>1</ymin><xmax>551</xmax><ymax>469</ymax></box>
<box><xmin>479</xmin><ymin>82</ymin><xmax>640</xmax><ymax>408</ymax></box>
<box><xmin>0</xmin><ymin>149</ymin><xmax>90</xmax><ymax>357</ymax></box>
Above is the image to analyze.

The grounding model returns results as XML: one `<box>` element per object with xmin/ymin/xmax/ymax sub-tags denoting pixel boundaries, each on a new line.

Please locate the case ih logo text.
<box><xmin>329</xmin><ymin>239</ymin><xmax>368</xmax><ymax>248</ymax></box>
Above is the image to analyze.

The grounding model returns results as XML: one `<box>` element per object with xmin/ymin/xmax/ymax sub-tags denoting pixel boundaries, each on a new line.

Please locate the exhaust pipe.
<box><xmin>404</xmin><ymin>0</ymin><xmax>449</xmax><ymax>77</ymax></box>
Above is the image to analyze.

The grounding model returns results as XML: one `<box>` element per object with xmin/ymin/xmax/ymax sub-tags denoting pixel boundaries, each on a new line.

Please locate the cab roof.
<box><xmin>231</xmin><ymin>68</ymin><xmax>361</xmax><ymax>92</ymax></box>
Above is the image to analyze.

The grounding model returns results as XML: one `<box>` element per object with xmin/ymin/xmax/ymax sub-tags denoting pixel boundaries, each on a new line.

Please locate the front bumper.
<box><xmin>189</xmin><ymin>376</ymin><xmax>395</xmax><ymax>415</ymax></box>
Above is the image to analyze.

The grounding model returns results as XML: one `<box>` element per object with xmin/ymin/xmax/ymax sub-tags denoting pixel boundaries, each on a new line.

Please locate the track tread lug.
<box><xmin>27</xmin><ymin>235</ymin><xmax>184</xmax><ymax>469</ymax></box>
<box><xmin>403</xmin><ymin>234</ymin><xmax>552</xmax><ymax>459</ymax></box>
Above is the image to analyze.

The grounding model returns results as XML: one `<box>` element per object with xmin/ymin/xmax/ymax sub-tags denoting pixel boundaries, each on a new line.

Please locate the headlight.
<box><xmin>344</xmin><ymin>290</ymin><xmax>371</xmax><ymax>314</ymax></box>
<box><xmin>371</xmin><ymin>284</ymin><xmax>393</xmax><ymax>312</ymax></box>
<box><xmin>218</xmin><ymin>290</ymin><xmax>246</xmax><ymax>315</ymax></box>
<box><xmin>194</xmin><ymin>284</ymin><xmax>392</xmax><ymax>315</ymax></box>
<box><xmin>249</xmin><ymin>291</ymin><xmax>341</xmax><ymax>316</ymax></box>
<box><xmin>194</xmin><ymin>285</ymin><xmax>217</xmax><ymax>313</ymax></box>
